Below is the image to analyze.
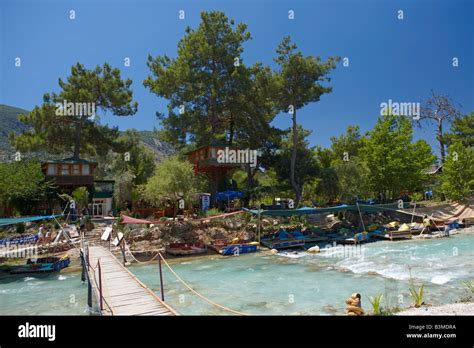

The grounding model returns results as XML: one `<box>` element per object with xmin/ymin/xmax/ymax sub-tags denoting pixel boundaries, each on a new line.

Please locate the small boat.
<box><xmin>10</xmin><ymin>255</ymin><xmax>70</xmax><ymax>274</ymax></box>
<box><xmin>385</xmin><ymin>224</ymin><xmax>412</xmax><ymax>240</ymax></box>
<box><xmin>165</xmin><ymin>242</ymin><xmax>207</xmax><ymax>256</ymax></box>
<box><xmin>261</xmin><ymin>230</ymin><xmax>305</xmax><ymax>250</ymax></box>
<box><xmin>209</xmin><ymin>239</ymin><xmax>259</xmax><ymax>256</ymax></box>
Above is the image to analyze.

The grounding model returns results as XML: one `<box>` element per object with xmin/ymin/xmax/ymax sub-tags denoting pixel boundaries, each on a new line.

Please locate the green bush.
<box><xmin>462</xmin><ymin>280</ymin><xmax>474</xmax><ymax>294</ymax></box>
<box><xmin>411</xmin><ymin>192</ymin><xmax>424</xmax><ymax>202</ymax></box>
<box><xmin>15</xmin><ymin>222</ymin><xmax>25</xmax><ymax>234</ymax></box>
<box><xmin>409</xmin><ymin>285</ymin><xmax>425</xmax><ymax>308</ymax></box>
<box><xmin>368</xmin><ymin>294</ymin><xmax>383</xmax><ymax>315</ymax></box>
<box><xmin>206</xmin><ymin>208</ymin><xmax>221</xmax><ymax>217</ymax></box>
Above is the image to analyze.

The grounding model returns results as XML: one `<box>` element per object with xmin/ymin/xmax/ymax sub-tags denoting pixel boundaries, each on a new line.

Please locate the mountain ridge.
<box><xmin>0</xmin><ymin>104</ymin><xmax>174</xmax><ymax>162</ymax></box>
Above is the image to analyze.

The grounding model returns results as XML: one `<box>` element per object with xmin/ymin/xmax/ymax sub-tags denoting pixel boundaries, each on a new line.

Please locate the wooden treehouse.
<box><xmin>186</xmin><ymin>146</ymin><xmax>243</xmax><ymax>177</ymax></box>
<box><xmin>42</xmin><ymin>157</ymin><xmax>97</xmax><ymax>194</ymax></box>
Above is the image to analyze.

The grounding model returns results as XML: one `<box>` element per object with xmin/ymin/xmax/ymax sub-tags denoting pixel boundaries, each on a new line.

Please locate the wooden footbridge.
<box><xmin>81</xmin><ymin>244</ymin><xmax>178</xmax><ymax>316</ymax></box>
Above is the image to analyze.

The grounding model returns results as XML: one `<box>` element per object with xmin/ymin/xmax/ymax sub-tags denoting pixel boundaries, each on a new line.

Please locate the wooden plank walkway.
<box><xmin>86</xmin><ymin>245</ymin><xmax>177</xmax><ymax>316</ymax></box>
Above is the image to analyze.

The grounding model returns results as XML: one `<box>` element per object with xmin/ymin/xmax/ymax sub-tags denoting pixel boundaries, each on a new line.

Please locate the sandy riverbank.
<box><xmin>397</xmin><ymin>302</ymin><xmax>474</xmax><ymax>315</ymax></box>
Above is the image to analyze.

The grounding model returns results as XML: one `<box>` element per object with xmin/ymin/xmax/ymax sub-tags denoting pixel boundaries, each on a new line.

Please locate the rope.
<box><xmin>157</xmin><ymin>251</ymin><xmax>249</xmax><ymax>316</ymax></box>
<box><xmin>123</xmin><ymin>240</ymin><xmax>161</xmax><ymax>264</ymax></box>
<box><xmin>122</xmin><ymin>240</ymin><xmax>248</xmax><ymax>315</ymax></box>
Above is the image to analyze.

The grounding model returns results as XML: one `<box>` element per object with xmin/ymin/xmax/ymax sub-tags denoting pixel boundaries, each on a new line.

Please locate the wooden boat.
<box><xmin>209</xmin><ymin>239</ymin><xmax>259</xmax><ymax>255</ymax></box>
<box><xmin>165</xmin><ymin>242</ymin><xmax>207</xmax><ymax>256</ymax></box>
<box><xmin>10</xmin><ymin>255</ymin><xmax>70</xmax><ymax>274</ymax></box>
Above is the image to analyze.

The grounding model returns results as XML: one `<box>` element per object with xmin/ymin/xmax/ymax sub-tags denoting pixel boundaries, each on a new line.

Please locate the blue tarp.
<box><xmin>0</xmin><ymin>234</ymin><xmax>38</xmax><ymax>245</ymax></box>
<box><xmin>0</xmin><ymin>214</ymin><xmax>64</xmax><ymax>227</ymax></box>
<box><xmin>216</xmin><ymin>190</ymin><xmax>244</xmax><ymax>202</ymax></box>
<box><xmin>244</xmin><ymin>202</ymin><xmax>410</xmax><ymax>217</ymax></box>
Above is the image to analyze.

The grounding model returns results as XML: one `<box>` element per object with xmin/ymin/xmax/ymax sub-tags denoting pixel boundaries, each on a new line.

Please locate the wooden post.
<box><xmin>120</xmin><ymin>242</ymin><xmax>126</xmax><ymax>266</ymax></box>
<box><xmin>85</xmin><ymin>243</ymin><xmax>90</xmax><ymax>270</ymax></box>
<box><xmin>257</xmin><ymin>210</ymin><xmax>261</xmax><ymax>244</ymax></box>
<box><xmin>87</xmin><ymin>276</ymin><xmax>92</xmax><ymax>308</ymax></box>
<box><xmin>80</xmin><ymin>251</ymin><xmax>85</xmax><ymax>282</ymax></box>
<box><xmin>98</xmin><ymin>259</ymin><xmax>103</xmax><ymax>311</ymax></box>
<box><xmin>158</xmin><ymin>254</ymin><xmax>165</xmax><ymax>301</ymax></box>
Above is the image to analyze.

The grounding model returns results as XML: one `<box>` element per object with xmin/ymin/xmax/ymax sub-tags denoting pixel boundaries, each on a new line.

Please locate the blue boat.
<box><xmin>220</xmin><ymin>244</ymin><xmax>258</xmax><ymax>256</ymax></box>
<box><xmin>10</xmin><ymin>256</ymin><xmax>71</xmax><ymax>274</ymax></box>
<box><xmin>261</xmin><ymin>230</ymin><xmax>305</xmax><ymax>250</ymax></box>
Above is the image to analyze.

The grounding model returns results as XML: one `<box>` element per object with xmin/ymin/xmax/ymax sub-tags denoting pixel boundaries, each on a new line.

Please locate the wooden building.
<box><xmin>41</xmin><ymin>158</ymin><xmax>114</xmax><ymax>217</ymax></box>
<box><xmin>42</xmin><ymin>157</ymin><xmax>97</xmax><ymax>194</ymax></box>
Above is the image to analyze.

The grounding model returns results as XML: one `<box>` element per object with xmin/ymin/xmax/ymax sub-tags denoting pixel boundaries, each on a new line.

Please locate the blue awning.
<box><xmin>216</xmin><ymin>190</ymin><xmax>244</xmax><ymax>201</ymax></box>
<box><xmin>0</xmin><ymin>214</ymin><xmax>64</xmax><ymax>227</ymax></box>
<box><xmin>244</xmin><ymin>203</ymin><xmax>409</xmax><ymax>217</ymax></box>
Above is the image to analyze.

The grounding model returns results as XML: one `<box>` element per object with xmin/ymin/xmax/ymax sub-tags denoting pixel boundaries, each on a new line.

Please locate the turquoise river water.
<box><xmin>1</xmin><ymin>231</ymin><xmax>473</xmax><ymax>315</ymax></box>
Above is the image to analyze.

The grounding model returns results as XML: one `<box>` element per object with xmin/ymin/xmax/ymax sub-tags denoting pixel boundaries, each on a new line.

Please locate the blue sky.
<box><xmin>1</xmin><ymin>0</ymin><xmax>472</xmax><ymax>152</ymax></box>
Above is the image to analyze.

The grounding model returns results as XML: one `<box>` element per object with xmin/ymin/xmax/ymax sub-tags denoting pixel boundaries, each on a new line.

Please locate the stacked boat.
<box><xmin>165</xmin><ymin>242</ymin><xmax>208</xmax><ymax>256</ymax></box>
<box><xmin>209</xmin><ymin>238</ymin><xmax>259</xmax><ymax>256</ymax></box>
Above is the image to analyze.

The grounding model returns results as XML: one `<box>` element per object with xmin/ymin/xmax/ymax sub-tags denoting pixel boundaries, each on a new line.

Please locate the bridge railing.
<box><xmin>81</xmin><ymin>243</ymin><xmax>113</xmax><ymax>315</ymax></box>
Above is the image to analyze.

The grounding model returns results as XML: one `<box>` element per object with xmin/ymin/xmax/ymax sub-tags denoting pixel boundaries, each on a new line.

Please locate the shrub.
<box><xmin>206</xmin><ymin>208</ymin><xmax>221</xmax><ymax>217</ymax></box>
<box><xmin>368</xmin><ymin>294</ymin><xmax>383</xmax><ymax>315</ymax></box>
<box><xmin>15</xmin><ymin>222</ymin><xmax>25</xmax><ymax>234</ymax></box>
<box><xmin>409</xmin><ymin>285</ymin><xmax>425</xmax><ymax>307</ymax></box>
<box><xmin>411</xmin><ymin>192</ymin><xmax>424</xmax><ymax>202</ymax></box>
<box><xmin>462</xmin><ymin>280</ymin><xmax>474</xmax><ymax>294</ymax></box>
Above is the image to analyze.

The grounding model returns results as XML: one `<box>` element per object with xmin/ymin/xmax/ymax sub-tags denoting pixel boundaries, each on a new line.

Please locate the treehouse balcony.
<box><xmin>45</xmin><ymin>174</ymin><xmax>95</xmax><ymax>187</ymax></box>
<box><xmin>186</xmin><ymin>146</ymin><xmax>244</xmax><ymax>174</ymax></box>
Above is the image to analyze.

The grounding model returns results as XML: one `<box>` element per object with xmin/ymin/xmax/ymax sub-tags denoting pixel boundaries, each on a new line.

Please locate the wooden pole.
<box><xmin>410</xmin><ymin>202</ymin><xmax>417</xmax><ymax>224</ymax></box>
<box><xmin>98</xmin><ymin>259</ymin><xmax>103</xmax><ymax>311</ymax></box>
<box><xmin>356</xmin><ymin>203</ymin><xmax>366</xmax><ymax>231</ymax></box>
<box><xmin>158</xmin><ymin>254</ymin><xmax>165</xmax><ymax>301</ymax></box>
<box><xmin>80</xmin><ymin>251</ymin><xmax>85</xmax><ymax>282</ymax></box>
<box><xmin>258</xmin><ymin>210</ymin><xmax>261</xmax><ymax>244</ymax></box>
<box><xmin>120</xmin><ymin>242</ymin><xmax>126</xmax><ymax>266</ymax></box>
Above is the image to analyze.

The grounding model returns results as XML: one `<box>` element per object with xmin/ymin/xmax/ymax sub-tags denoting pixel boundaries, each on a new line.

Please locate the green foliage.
<box><xmin>145</xmin><ymin>11</ymin><xmax>267</xmax><ymax>148</ymax></box>
<box><xmin>409</xmin><ymin>285</ymin><xmax>425</xmax><ymax>308</ymax></box>
<box><xmin>462</xmin><ymin>280</ymin><xmax>474</xmax><ymax>294</ymax></box>
<box><xmin>141</xmin><ymin>156</ymin><xmax>198</xmax><ymax>213</ymax></box>
<box><xmin>10</xmin><ymin>63</ymin><xmax>138</xmax><ymax>158</ymax></box>
<box><xmin>330</xmin><ymin>125</ymin><xmax>363</xmax><ymax>161</ymax></box>
<box><xmin>0</xmin><ymin>160</ymin><xmax>50</xmax><ymax>214</ymax></box>
<box><xmin>314</xmin><ymin>147</ymin><xmax>339</xmax><ymax>202</ymax></box>
<box><xmin>114</xmin><ymin>170</ymin><xmax>136</xmax><ymax>210</ymax></box>
<box><xmin>273</xmin><ymin>36</ymin><xmax>339</xmax><ymax>112</ymax></box>
<box><xmin>96</xmin><ymin>130</ymin><xmax>157</xmax><ymax>186</ymax></box>
<box><xmin>360</xmin><ymin>114</ymin><xmax>436</xmax><ymax>200</ymax></box>
<box><xmin>411</xmin><ymin>192</ymin><xmax>424</xmax><ymax>202</ymax></box>
<box><xmin>205</xmin><ymin>208</ymin><xmax>221</xmax><ymax>217</ymax></box>
<box><xmin>368</xmin><ymin>294</ymin><xmax>383</xmax><ymax>315</ymax></box>
<box><xmin>72</xmin><ymin>186</ymin><xmax>89</xmax><ymax>209</ymax></box>
<box><xmin>333</xmin><ymin>159</ymin><xmax>370</xmax><ymax>202</ymax></box>
<box><xmin>271</xmin><ymin>127</ymin><xmax>319</xmax><ymax>203</ymax></box>
<box><xmin>273</xmin><ymin>36</ymin><xmax>339</xmax><ymax>205</ymax></box>
<box><xmin>439</xmin><ymin>142</ymin><xmax>474</xmax><ymax>201</ymax></box>
<box><xmin>15</xmin><ymin>222</ymin><xmax>25</xmax><ymax>234</ymax></box>
<box><xmin>445</xmin><ymin>112</ymin><xmax>474</xmax><ymax>148</ymax></box>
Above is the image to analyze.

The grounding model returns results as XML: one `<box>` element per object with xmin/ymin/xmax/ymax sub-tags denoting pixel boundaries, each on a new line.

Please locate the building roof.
<box><xmin>42</xmin><ymin>157</ymin><xmax>97</xmax><ymax>165</ymax></box>
<box><xmin>424</xmin><ymin>164</ymin><xmax>443</xmax><ymax>175</ymax></box>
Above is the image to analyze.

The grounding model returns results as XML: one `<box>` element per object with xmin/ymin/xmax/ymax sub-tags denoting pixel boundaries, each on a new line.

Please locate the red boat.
<box><xmin>165</xmin><ymin>242</ymin><xmax>207</xmax><ymax>256</ymax></box>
